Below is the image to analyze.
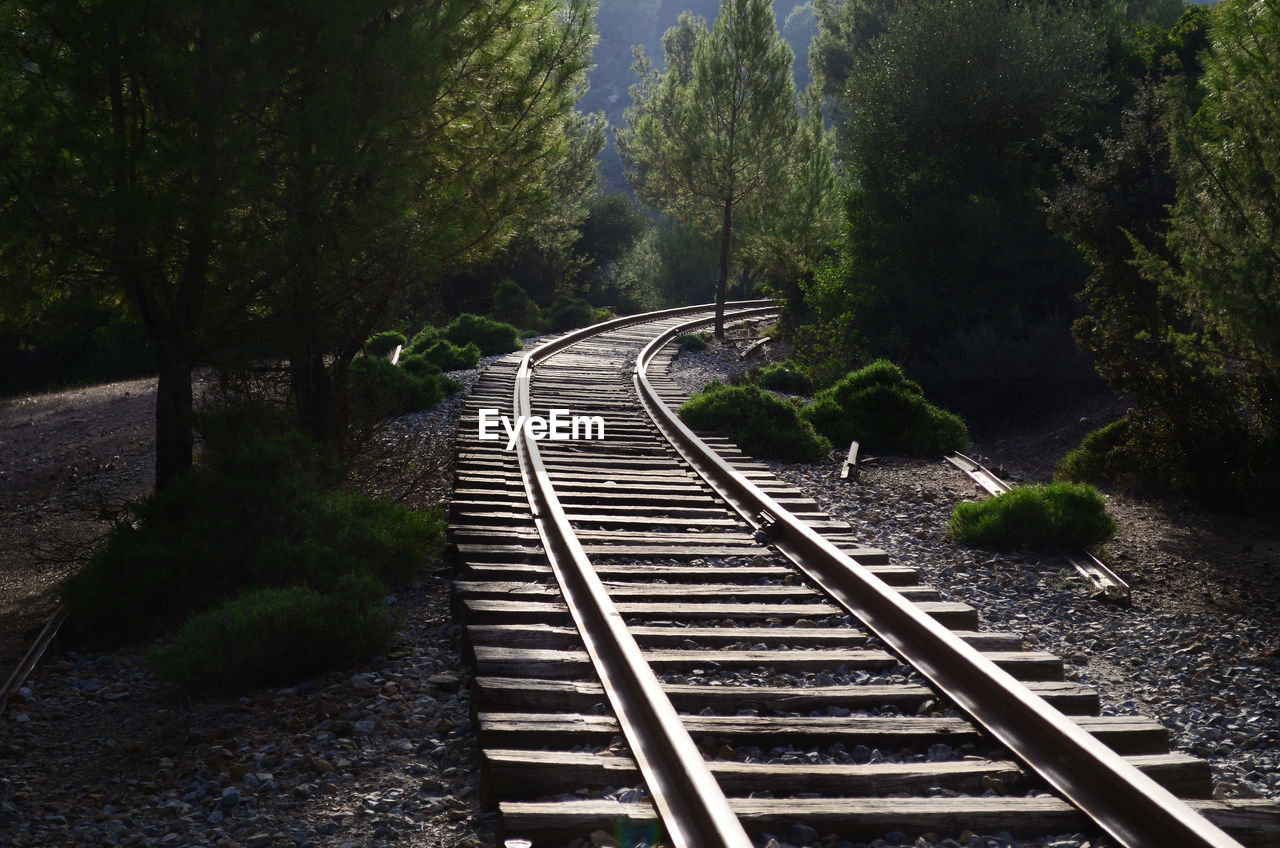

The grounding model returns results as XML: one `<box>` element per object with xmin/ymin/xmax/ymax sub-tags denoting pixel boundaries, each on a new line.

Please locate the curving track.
<box><xmin>451</xmin><ymin>304</ymin><xmax>1280</xmax><ymax>848</ymax></box>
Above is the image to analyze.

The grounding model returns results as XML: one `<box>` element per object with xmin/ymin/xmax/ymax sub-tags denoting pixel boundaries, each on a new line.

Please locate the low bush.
<box><xmin>364</xmin><ymin>330</ymin><xmax>407</xmax><ymax>358</ymax></box>
<box><xmin>405</xmin><ymin>325</ymin><xmax>440</xmax><ymax>355</ymax></box>
<box><xmin>1057</xmin><ymin>418</ymin><xmax>1141</xmax><ymax>488</ymax></box>
<box><xmin>947</xmin><ymin>482</ymin><xmax>1117</xmax><ymax>551</ymax></box>
<box><xmin>150</xmin><ymin>578</ymin><xmax>397</xmax><ymax>692</ymax></box>
<box><xmin>490</xmin><ymin>279</ymin><xmax>542</xmax><ymax>330</ymax></box>
<box><xmin>678</xmin><ymin>381</ymin><xmax>831</xmax><ymax>463</ymax></box>
<box><xmin>803</xmin><ymin>360</ymin><xmax>969</xmax><ymax>456</ymax></box>
<box><xmin>412</xmin><ymin>339</ymin><xmax>480</xmax><ymax>372</ymax></box>
<box><xmin>62</xmin><ymin>412</ymin><xmax>446</xmax><ymax>649</ymax></box>
<box><xmin>349</xmin><ymin>354</ymin><xmax>449</xmax><ymax>416</ymax></box>
<box><xmin>747</xmin><ymin>361</ymin><xmax>813</xmax><ymax>395</ymax></box>
<box><xmin>546</xmin><ymin>295</ymin><xmax>610</xmax><ymax>332</ymax></box>
<box><xmin>443</xmin><ymin>313</ymin><xmax>522</xmax><ymax>355</ymax></box>
<box><xmin>674</xmin><ymin>332</ymin><xmax>710</xmax><ymax>352</ymax></box>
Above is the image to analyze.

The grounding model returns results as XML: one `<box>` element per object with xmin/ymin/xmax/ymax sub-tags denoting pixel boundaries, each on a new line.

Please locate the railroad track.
<box><xmin>451</xmin><ymin>304</ymin><xmax>1280</xmax><ymax>848</ymax></box>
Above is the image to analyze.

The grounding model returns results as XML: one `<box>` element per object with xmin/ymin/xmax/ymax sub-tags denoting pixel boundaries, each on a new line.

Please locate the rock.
<box><xmin>788</xmin><ymin>822</ymin><xmax>819</xmax><ymax>844</ymax></box>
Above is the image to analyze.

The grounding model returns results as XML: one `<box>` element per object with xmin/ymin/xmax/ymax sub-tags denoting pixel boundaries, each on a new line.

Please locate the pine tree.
<box><xmin>0</xmin><ymin>0</ymin><xmax>597</xmax><ymax>482</ymax></box>
<box><xmin>619</xmin><ymin>0</ymin><xmax>798</xmax><ymax>337</ymax></box>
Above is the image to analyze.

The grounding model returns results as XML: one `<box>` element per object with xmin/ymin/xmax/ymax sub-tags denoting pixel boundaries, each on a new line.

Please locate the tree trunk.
<box><xmin>154</xmin><ymin>345</ymin><xmax>194</xmax><ymax>490</ymax></box>
<box><xmin>292</xmin><ymin>341</ymin><xmax>338</xmax><ymax>445</ymax></box>
<box><xmin>715</xmin><ymin>196</ymin><xmax>734</xmax><ymax>339</ymax></box>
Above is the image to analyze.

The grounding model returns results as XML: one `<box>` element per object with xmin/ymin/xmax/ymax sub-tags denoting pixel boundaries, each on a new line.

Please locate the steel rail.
<box><xmin>510</xmin><ymin>301</ymin><xmax>770</xmax><ymax>848</ymax></box>
<box><xmin>1</xmin><ymin>608</ymin><xmax>66</xmax><ymax>706</ymax></box>
<box><xmin>634</xmin><ymin>314</ymin><xmax>1246</xmax><ymax>848</ymax></box>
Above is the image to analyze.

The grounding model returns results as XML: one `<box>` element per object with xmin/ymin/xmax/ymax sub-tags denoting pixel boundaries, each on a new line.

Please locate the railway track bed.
<box><xmin>450</xmin><ymin>305</ymin><xmax>1280</xmax><ymax>848</ymax></box>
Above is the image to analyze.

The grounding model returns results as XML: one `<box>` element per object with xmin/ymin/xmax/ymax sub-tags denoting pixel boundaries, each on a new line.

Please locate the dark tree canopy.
<box><xmin>0</xmin><ymin>0</ymin><xmax>597</xmax><ymax>484</ymax></box>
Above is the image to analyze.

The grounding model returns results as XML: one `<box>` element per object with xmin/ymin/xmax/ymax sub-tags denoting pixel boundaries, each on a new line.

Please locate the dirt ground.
<box><xmin>0</xmin><ymin>378</ymin><xmax>156</xmax><ymax>671</ymax></box>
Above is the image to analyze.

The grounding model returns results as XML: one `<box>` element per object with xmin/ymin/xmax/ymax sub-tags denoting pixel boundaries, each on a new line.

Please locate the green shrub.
<box><xmin>747</xmin><ymin>361</ymin><xmax>814</xmax><ymax>395</ymax></box>
<box><xmin>803</xmin><ymin>360</ymin><xmax>969</xmax><ymax>456</ymax></box>
<box><xmin>546</xmin><ymin>294</ymin><xmax>609</xmax><ymax>332</ymax></box>
<box><xmin>406</xmin><ymin>325</ymin><xmax>441</xmax><ymax>355</ymax></box>
<box><xmin>1057</xmin><ymin>417</ymin><xmax>1138</xmax><ymax>487</ymax></box>
<box><xmin>674</xmin><ymin>332</ymin><xmax>710</xmax><ymax>352</ymax></box>
<box><xmin>364</xmin><ymin>330</ymin><xmax>407</xmax><ymax>358</ymax></box>
<box><xmin>398</xmin><ymin>353</ymin><xmax>441</xmax><ymax>378</ymax></box>
<box><xmin>947</xmin><ymin>482</ymin><xmax>1117</xmax><ymax>550</ymax></box>
<box><xmin>490</xmin><ymin>279</ymin><xmax>542</xmax><ymax>330</ymax></box>
<box><xmin>349</xmin><ymin>354</ymin><xmax>446</xmax><ymax>416</ymax></box>
<box><xmin>414</xmin><ymin>339</ymin><xmax>480</xmax><ymax>372</ymax></box>
<box><xmin>678</xmin><ymin>381</ymin><xmax>832</xmax><ymax>463</ymax></box>
<box><xmin>150</xmin><ymin>579</ymin><xmax>397</xmax><ymax>692</ymax></box>
<box><xmin>62</xmin><ymin>417</ymin><xmax>445</xmax><ymax>648</ymax></box>
<box><xmin>443</xmin><ymin>313</ymin><xmax>522</xmax><ymax>355</ymax></box>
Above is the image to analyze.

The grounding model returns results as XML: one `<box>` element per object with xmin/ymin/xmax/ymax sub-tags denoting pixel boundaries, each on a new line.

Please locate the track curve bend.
<box><xmin>451</xmin><ymin>304</ymin><xmax>1280</xmax><ymax>848</ymax></box>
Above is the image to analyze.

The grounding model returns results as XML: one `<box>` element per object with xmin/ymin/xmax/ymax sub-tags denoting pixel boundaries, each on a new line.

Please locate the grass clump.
<box><xmin>61</xmin><ymin>406</ymin><xmax>446</xmax><ymax>692</ymax></box>
<box><xmin>747</xmin><ymin>361</ymin><xmax>813</xmax><ymax>395</ymax></box>
<box><xmin>678</xmin><ymin>381</ymin><xmax>831</xmax><ymax>463</ymax></box>
<box><xmin>947</xmin><ymin>482</ymin><xmax>1117</xmax><ymax>551</ymax></box>
<box><xmin>802</xmin><ymin>359</ymin><xmax>969</xmax><ymax>456</ymax></box>
<box><xmin>674</xmin><ymin>332</ymin><xmax>710</xmax><ymax>352</ymax></box>
<box><xmin>364</xmin><ymin>330</ymin><xmax>406</xmax><ymax>358</ymax></box>
<box><xmin>150</xmin><ymin>579</ymin><xmax>397</xmax><ymax>693</ymax></box>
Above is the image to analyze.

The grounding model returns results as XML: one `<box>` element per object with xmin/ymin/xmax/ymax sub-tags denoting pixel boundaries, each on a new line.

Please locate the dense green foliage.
<box><xmin>1149</xmin><ymin>0</ymin><xmax>1280</xmax><ymax>378</ymax></box>
<box><xmin>803</xmin><ymin>360</ymin><xmax>969</xmax><ymax>456</ymax></box>
<box><xmin>364</xmin><ymin>331</ymin><xmax>407</xmax><ymax>359</ymax></box>
<box><xmin>609</xmin><ymin>215</ymin><xmax>722</xmax><ymax>309</ymax></box>
<box><xmin>545</xmin><ymin>295</ymin><xmax>611</xmax><ymax>332</ymax></box>
<box><xmin>441</xmin><ymin>314</ymin><xmax>523</xmax><ymax>356</ymax></box>
<box><xmin>0</xmin><ymin>0</ymin><xmax>598</xmax><ymax>482</ymax></box>
<box><xmin>151</xmin><ymin>582</ymin><xmax>397</xmax><ymax>692</ymax></box>
<box><xmin>948</xmin><ymin>482</ymin><xmax>1117</xmax><ymax>551</ymax></box>
<box><xmin>409</xmin><ymin>340</ymin><xmax>481</xmax><ymax>373</ymax></box>
<box><xmin>349</xmin><ymin>355</ymin><xmax>455</xmax><ymax>418</ymax></box>
<box><xmin>1050</xmin><ymin>1</ymin><xmax>1279</xmax><ymax>512</ymax></box>
<box><xmin>490</xmin><ymin>280</ymin><xmax>544</xmax><ymax>332</ymax></box>
<box><xmin>801</xmin><ymin>0</ymin><xmax>1105</xmax><ymax>410</ymax></box>
<box><xmin>746</xmin><ymin>361</ymin><xmax>814</xmax><ymax>395</ymax></box>
<box><xmin>62</xmin><ymin>409</ymin><xmax>445</xmax><ymax>651</ymax></box>
<box><xmin>679</xmin><ymin>381</ymin><xmax>832</xmax><ymax>463</ymax></box>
